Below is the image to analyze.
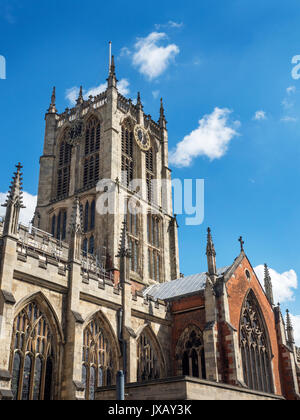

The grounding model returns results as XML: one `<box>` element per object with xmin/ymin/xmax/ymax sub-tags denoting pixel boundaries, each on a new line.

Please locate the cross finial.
<box><xmin>239</xmin><ymin>236</ymin><xmax>245</xmax><ymax>252</ymax></box>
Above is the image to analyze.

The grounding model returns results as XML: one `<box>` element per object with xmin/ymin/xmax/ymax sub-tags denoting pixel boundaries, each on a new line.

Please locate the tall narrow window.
<box><xmin>137</xmin><ymin>332</ymin><xmax>161</xmax><ymax>382</ymax></box>
<box><xmin>127</xmin><ymin>202</ymin><xmax>139</xmax><ymax>274</ymax></box>
<box><xmin>82</xmin><ymin>317</ymin><xmax>116</xmax><ymax>400</ymax></box>
<box><xmin>10</xmin><ymin>302</ymin><xmax>55</xmax><ymax>400</ymax></box>
<box><xmin>121</xmin><ymin>124</ymin><xmax>134</xmax><ymax>187</ymax></box>
<box><xmin>83</xmin><ymin>117</ymin><xmax>101</xmax><ymax>188</ymax></box>
<box><xmin>147</xmin><ymin>215</ymin><xmax>161</xmax><ymax>282</ymax></box>
<box><xmin>57</xmin><ymin>134</ymin><xmax>71</xmax><ymax>198</ymax></box>
<box><xmin>146</xmin><ymin>147</ymin><xmax>154</xmax><ymax>202</ymax></box>
<box><xmin>84</xmin><ymin>202</ymin><xmax>89</xmax><ymax>233</ymax></box>
<box><xmin>90</xmin><ymin>200</ymin><xmax>95</xmax><ymax>230</ymax></box>
<box><xmin>240</xmin><ymin>290</ymin><xmax>274</xmax><ymax>394</ymax></box>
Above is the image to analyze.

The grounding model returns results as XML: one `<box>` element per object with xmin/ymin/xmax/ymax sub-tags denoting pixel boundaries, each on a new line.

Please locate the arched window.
<box><xmin>10</xmin><ymin>302</ymin><xmax>55</xmax><ymax>400</ymax></box>
<box><xmin>137</xmin><ymin>331</ymin><xmax>162</xmax><ymax>382</ymax></box>
<box><xmin>240</xmin><ymin>290</ymin><xmax>274</xmax><ymax>394</ymax></box>
<box><xmin>89</xmin><ymin>236</ymin><xmax>94</xmax><ymax>255</ymax></box>
<box><xmin>175</xmin><ymin>326</ymin><xmax>206</xmax><ymax>380</ymax></box>
<box><xmin>121</xmin><ymin>123</ymin><xmax>134</xmax><ymax>187</ymax></box>
<box><xmin>82</xmin><ymin>317</ymin><xmax>116</xmax><ymax>400</ymax></box>
<box><xmin>51</xmin><ymin>210</ymin><xmax>67</xmax><ymax>240</ymax></box>
<box><xmin>83</xmin><ymin>117</ymin><xmax>101</xmax><ymax>188</ymax></box>
<box><xmin>83</xmin><ymin>238</ymin><xmax>88</xmax><ymax>257</ymax></box>
<box><xmin>57</xmin><ymin>132</ymin><xmax>72</xmax><ymax>199</ymax></box>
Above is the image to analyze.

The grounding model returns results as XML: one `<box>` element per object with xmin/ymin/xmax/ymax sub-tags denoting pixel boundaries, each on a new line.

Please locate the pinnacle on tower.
<box><xmin>137</xmin><ymin>92</ymin><xmax>143</xmax><ymax>110</ymax></box>
<box><xmin>264</xmin><ymin>264</ymin><xmax>274</xmax><ymax>306</ymax></box>
<box><xmin>2</xmin><ymin>163</ymin><xmax>25</xmax><ymax>210</ymax></box>
<box><xmin>107</xmin><ymin>55</ymin><xmax>117</xmax><ymax>89</ymax></box>
<box><xmin>47</xmin><ymin>87</ymin><xmax>57</xmax><ymax>114</ymax></box>
<box><xmin>69</xmin><ymin>197</ymin><xmax>83</xmax><ymax>236</ymax></box>
<box><xmin>116</xmin><ymin>220</ymin><xmax>131</xmax><ymax>259</ymax></box>
<box><xmin>286</xmin><ymin>309</ymin><xmax>295</xmax><ymax>345</ymax></box>
<box><xmin>159</xmin><ymin>98</ymin><xmax>167</xmax><ymax>128</ymax></box>
<box><xmin>2</xmin><ymin>163</ymin><xmax>26</xmax><ymax>236</ymax></box>
<box><xmin>76</xmin><ymin>86</ymin><xmax>84</xmax><ymax>106</ymax></box>
<box><xmin>206</xmin><ymin>227</ymin><xmax>217</xmax><ymax>277</ymax></box>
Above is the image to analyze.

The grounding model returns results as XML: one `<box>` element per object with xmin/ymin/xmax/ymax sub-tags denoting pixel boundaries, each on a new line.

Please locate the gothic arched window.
<box><xmin>127</xmin><ymin>201</ymin><xmax>140</xmax><ymax>274</ymax></box>
<box><xmin>175</xmin><ymin>326</ymin><xmax>206</xmax><ymax>380</ymax></box>
<box><xmin>10</xmin><ymin>302</ymin><xmax>55</xmax><ymax>400</ymax></box>
<box><xmin>83</xmin><ymin>117</ymin><xmax>101</xmax><ymax>188</ymax></box>
<box><xmin>240</xmin><ymin>290</ymin><xmax>274</xmax><ymax>394</ymax></box>
<box><xmin>57</xmin><ymin>133</ymin><xmax>72</xmax><ymax>199</ymax></box>
<box><xmin>121</xmin><ymin>123</ymin><xmax>134</xmax><ymax>188</ymax></box>
<box><xmin>82</xmin><ymin>317</ymin><xmax>116</xmax><ymax>400</ymax></box>
<box><xmin>137</xmin><ymin>331</ymin><xmax>162</xmax><ymax>382</ymax></box>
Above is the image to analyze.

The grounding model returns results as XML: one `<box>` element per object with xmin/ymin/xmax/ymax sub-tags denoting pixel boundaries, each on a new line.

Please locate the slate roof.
<box><xmin>144</xmin><ymin>267</ymin><xmax>230</xmax><ymax>301</ymax></box>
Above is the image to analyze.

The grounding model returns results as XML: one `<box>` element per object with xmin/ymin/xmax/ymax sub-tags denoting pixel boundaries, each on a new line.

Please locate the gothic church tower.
<box><xmin>33</xmin><ymin>58</ymin><xmax>180</xmax><ymax>289</ymax></box>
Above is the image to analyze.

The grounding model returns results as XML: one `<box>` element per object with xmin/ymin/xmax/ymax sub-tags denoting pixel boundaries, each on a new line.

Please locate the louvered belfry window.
<box><xmin>83</xmin><ymin>117</ymin><xmax>101</xmax><ymax>188</ymax></box>
<box><xmin>57</xmin><ymin>132</ymin><xmax>72</xmax><ymax>198</ymax></box>
<box><xmin>121</xmin><ymin>125</ymin><xmax>134</xmax><ymax>187</ymax></box>
<box><xmin>147</xmin><ymin>214</ymin><xmax>161</xmax><ymax>282</ymax></box>
<box><xmin>146</xmin><ymin>147</ymin><xmax>154</xmax><ymax>202</ymax></box>
<box><xmin>10</xmin><ymin>302</ymin><xmax>54</xmax><ymax>400</ymax></box>
<box><xmin>240</xmin><ymin>290</ymin><xmax>274</xmax><ymax>394</ymax></box>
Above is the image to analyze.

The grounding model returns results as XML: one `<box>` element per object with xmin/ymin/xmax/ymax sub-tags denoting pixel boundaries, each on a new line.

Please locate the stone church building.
<box><xmin>0</xmin><ymin>58</ymin><xmax>299</xmax><ymax>400</ymax></box>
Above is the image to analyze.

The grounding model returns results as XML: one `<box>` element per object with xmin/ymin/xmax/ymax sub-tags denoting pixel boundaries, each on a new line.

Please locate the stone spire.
<box><xmin>286</xmin><ymin>309</ymin><xmax>295</xmax><ymax>345</ymax></box>
<box><xmin>264</xmin><ymin>264</ymin><xmax>274</xmax><ymax>306</ymax></box>
<box><xmin>206</xmin><ymin>227</ymin><xmax>217</xmax><ymax>278</ymax></box>
<box><xmin>76</xmin><ymin>86</ymin><xmax>84</xmax><ymax>106</ymax></box>
<box><xmin>2</xmin><ymin>163</ymin><xmax>26</xmax><ymax>236</ymax></box>
<box><xmin>107</xmin><ymin>55</ymin><xmax>117</xmax><ymax>89</ymax></box>
<box><xmin>68</xmin><ymin>197</ymin><xmax>83</xmax><ymax>261</ymax></box>
<box><xmin>47</xmin><ymin>87</ymin><xmax>57</xmax><ymax>114</ymax></box>
<box><xmin>159</xmin><ymin>97</ymin><xmax>167</xmax><ymax>129</ymax></box>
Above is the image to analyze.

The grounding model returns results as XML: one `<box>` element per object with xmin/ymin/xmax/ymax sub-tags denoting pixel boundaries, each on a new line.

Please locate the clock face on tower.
<box><xmin>134</xmin><ymin>125</ymin><xmax>151</xmax><ymax>151</ymax></box>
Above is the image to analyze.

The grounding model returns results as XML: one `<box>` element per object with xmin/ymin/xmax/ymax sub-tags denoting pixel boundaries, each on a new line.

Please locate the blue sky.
<box><xmin>0</xmin><ymin>0</ymin><xmax>300</xmax><ymax>339</ymax></box>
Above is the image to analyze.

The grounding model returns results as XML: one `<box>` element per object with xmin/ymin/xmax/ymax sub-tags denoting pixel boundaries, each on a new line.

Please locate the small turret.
<box><xmin>264</xmin><ymin>264</ymin><xmax>274</xmax><ymax>306</ymax></box>
<box><xmin>68</xmin><ymin>197</ymin><xmax>83</xmax><ymax>261</ymax></box>
<box><xmin>47</xmin><ymin>87</ymin><xmax>57</xmax><ymax>114</ymax></box>
<box><xmin>76</xmin><ymin>86</ymin><xmax>84</xmax><ymax>106</ymax></box>
<box><xmin>2</xmin><ymin>163</ymin><xmax>25</xmax><ymax>237</ymax></box>
<box><xmin>107</xmin><ymin>55</ymin><xmax>117</xmax><ymax>89</ymax></box>
<box><xmin>116</xmin><ymin>220</ymin><xmax>131</xmax><ymax>284</ymax></box>
<box><xmin>206</xmin><ymin>227</ymin><xmax>217</xmax><ymax>279</ymax></box>
<box><xmin>286</xmin><ymin>309</ymin><xmax>295</xmax><ymax>345</ymax></box>
<box><xmin>159</xmin><ymin>98</ymin><xmax>167</xmax><ymax>129</ymax></box>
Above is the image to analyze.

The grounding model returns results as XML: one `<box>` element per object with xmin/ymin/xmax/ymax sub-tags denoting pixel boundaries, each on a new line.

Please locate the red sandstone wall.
<box><xmin>226</xmin><ymin>256</ymin><xmax>282</xmax><ymax>396</ymax></box>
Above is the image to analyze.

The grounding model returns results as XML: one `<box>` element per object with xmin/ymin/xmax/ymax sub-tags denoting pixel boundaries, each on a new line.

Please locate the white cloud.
<box><xmin>155</xmin><ymin>21</ymin><xmax>184</xmax><ymax>30</ymax></box>
<box><xmin>0</xmin><ymin>191</ymin><xmax>37</xmax><ymax>226</ymax></box>
<box><xmin>66</xmin><ymin>79</ymin><xmax>130</xmax><ymax>106</ymax></box>
<box><xmin>281</xmin><ymin>116</ymin><xmax>298</xmax><ymax>123</ymax></box>
<box><xmin>255</xmin><ymin>265</ymin><xmax>298</xmax><ymax>304</ymax></box>
<box><xmin>132</xmin><ymin>32</ymin><xmax>179</xmax><ymax>80</ymax></box>
<box><xmin>287</xmin><ymin>86</ymin><xmax>296</xmax><ymax>95</ymax></box>
<box><xmin>253</xmin><ymin>110</ymin><xmax>267</xmax><ymax>121</ymax></box>
<box><xmin>152</xmin><ymin>90</ymin><xmax>160</xmax><ymax>99</ymax></box>
<box><xmin>290</xmin><ymin>314</ymin><xmax>300</xmax><ymax>346</ymax></box>
<box><xmin>169</xmin><ymin>107</ymin><xmax>240</xmax><ymax>167</ymax></box>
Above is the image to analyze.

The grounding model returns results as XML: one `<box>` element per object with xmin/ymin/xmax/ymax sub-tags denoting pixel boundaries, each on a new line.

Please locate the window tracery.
<box><xmin>57</xmin><ymin>131</ymin><xmax>72</xmax><ymax>199</ymax></box>
<box><xmin>10</xmin><ymin>302</ymin><xmax>55</xmax><ymax>400</ymax></box>
<box><xmin>137</xmin><ymin>332</ymin><xmax>161</xmax><ymax>382</ymax></box>
<box><xmin>82</xmin><ymin>318</ymin><xmax>116</xmax><ymax>400</ymax></box>
<box><xmin>83</xmin><ymin>117</ymin><xmax>101</xmax><ymax>188</ymax></box>
<box><xmin>175</xmin><ymin>326</ymin><xmax>206</xmax><ymax>379</ymax></box>
<box><xmin>240</xmin><ymin>290</ymin><xmax>274</xmax><ymax>394</ymax></box>
<box><xmin>121</xmin><ymin>123</ymin><xmax>134</xmax><ymax>187</ymax></box>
